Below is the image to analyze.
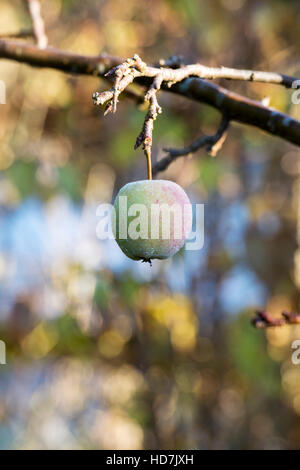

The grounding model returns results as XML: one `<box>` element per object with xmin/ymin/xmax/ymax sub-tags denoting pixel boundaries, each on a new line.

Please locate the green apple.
<box><xmin>112</xmin><ymin>179</ymin><xmax>192</xmax><ymax>262</ymax></box>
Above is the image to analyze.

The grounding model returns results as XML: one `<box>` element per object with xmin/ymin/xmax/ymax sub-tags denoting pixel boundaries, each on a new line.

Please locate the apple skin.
<box><xmin>112</xmin><ymin>180</ymin><xmax>192</xmax><ymax>262</ymax></box>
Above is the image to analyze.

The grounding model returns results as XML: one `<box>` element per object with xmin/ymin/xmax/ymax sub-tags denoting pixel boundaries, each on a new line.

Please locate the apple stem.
<box><xmin>145</xmin><ymin>148</ymin><xmax>152</xmax><ymax>180</ymax></box>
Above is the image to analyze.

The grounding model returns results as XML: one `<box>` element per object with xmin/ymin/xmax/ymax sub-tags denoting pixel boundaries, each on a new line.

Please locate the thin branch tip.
<box><xmin>252</xmin><ymin>310</ymin><xmax>300</xmax><ymax>328</ymax></box>
<box><xmin>25</xmin><ymin>0</ymin><xmax>48</xmax><ymax>49</ymax></box>
<box><xmin>152</xmin><ymin>115</ymin><xmax>230</xmax><ymax>175</ymax></box>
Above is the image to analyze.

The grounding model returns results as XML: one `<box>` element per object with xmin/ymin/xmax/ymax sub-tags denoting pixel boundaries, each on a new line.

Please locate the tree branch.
<box><xmin>171</xmin><ymin>64</ymin><xmax>297</xmax><ymax>89</ymax></box>
<box><xmin>0</xmin><ymin>39</ymin><xmax>120</xmax><ymax>75</ymax></box>
<box><xmin>93</xmin><ymin>54</ymin><xmax>300</xmax><ymax>178</ymax></box>
<box><xmin>169</xmin><ymin>78</ymin><xmax>300</xmax><ymax>147</ymax></box>
<box><xmin>252</xmin><ymin>311</ymin><xmax>300</xmax><ymax>328</ymax></box>
<box><xmin>1</xmin><ymin>41</ymin><xmax>300</xmax><ymax>150</ymax></box>
<box><xmin>153</xmin><ymin>115</ymin><xmax>229</xmax><ymax>176</ymax></box>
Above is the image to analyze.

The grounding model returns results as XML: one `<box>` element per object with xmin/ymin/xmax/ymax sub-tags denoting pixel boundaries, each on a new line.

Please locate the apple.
<box><xmin>113</xmin><ymin>179</ymin><xmax>192</xmax><ymax>263</ymax></box>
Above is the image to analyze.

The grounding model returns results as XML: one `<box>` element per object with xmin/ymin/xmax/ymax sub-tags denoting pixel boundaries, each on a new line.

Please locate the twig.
<box><xmin>135</xmin><ymin>74</ymin><xmax>163</xmax><ymax>179</ymax></box>
<box><xmin>252</xmin><ymin>310</ymin><xmax>300</xmax><ymax>328</ymax></box>
<box><xmin>153</xmin><ymin>115</ymin><xmax>229</xmax><ymax>175</ymax></box>
<box><xmin>25</xmin><ymin>0</ymin><xmax>48</xmax><ymax>49</ymax></box>
<box><xmin>94</xmin><ymin>55</ymin><xmax>164</xmax><ymax>179</ymax></box>
<box><xmin>95</xmin><ymin>60</ymin><xmax>299</xmax><ymax>92</ymax></box>
<box><xmin>100</xmin><ymin>54</ymin><xmax>147</xmax><ymax>114</ymax></box>
<box><xmin>174</xmin><ymin>64</ymin><xmax>297</xmax><ymax>89</ymax></box>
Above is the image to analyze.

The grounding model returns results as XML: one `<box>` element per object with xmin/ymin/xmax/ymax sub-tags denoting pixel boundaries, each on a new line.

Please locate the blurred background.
<box><xmin>0</xmin><ymin>0</ymin><xmax>300</xmax><ymax>450</ymax></box>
